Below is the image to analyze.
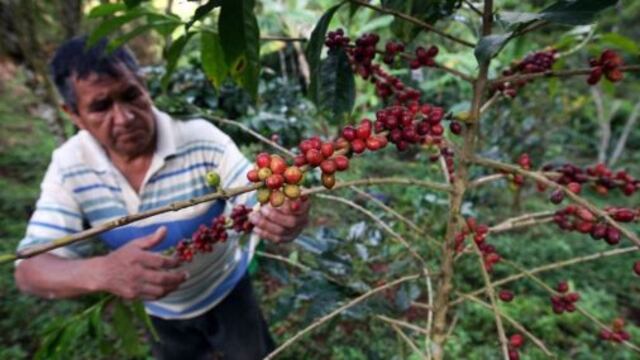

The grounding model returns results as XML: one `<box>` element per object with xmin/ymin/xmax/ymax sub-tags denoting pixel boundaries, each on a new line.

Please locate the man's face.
<box><xmin>68</xmin><ymin>64</ymin><xmax>156</xmax><ymax>158</ymax></box>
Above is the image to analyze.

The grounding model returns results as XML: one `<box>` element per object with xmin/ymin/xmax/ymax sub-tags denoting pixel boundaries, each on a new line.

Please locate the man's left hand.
<box><xmin>249</xmin><ymin>198</ymin><xmax>310</xmax><ymax>243</ymax></box>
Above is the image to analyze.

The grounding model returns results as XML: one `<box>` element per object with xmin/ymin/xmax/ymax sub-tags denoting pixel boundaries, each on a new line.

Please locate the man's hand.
<box><xmin>96</xmin><ymin>227</ymin><xmax>188</xmax><ymax>300</ymax></box>
<box><xmin>249</xmin><ymin>198</ymin><xmax>311</xmax><ymax>243</ymax></box>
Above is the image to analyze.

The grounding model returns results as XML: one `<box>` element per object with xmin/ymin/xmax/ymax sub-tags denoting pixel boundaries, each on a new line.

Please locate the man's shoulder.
<box><xmin>167</xmin><ymin>115</ymin><xmax>233</xmax><ymax>148</ymax></box>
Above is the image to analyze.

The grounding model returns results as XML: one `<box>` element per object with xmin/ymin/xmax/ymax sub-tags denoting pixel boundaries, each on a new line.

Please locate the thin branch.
<box><xmin>315</xmin><ymin>194</ymin><xmax>428</xmax><ymax>266</ymax></box>
<box><xmin>462</xmin><ymin>0</ymin><xmax>482</xmax><ymax>16</ymax></box>
<box><xmin>609</xmin><ymin>101</ymin><xmax>640</xmax><ymax>166</ymax></box>
<box><xmin>255</xmin><ymin>250</ymin><xmax>343</xmax><ymax>286</ymax></box>
<box><xmin>185</xmin><ymin>111</ymin><xmax>295</xmax><ymax>158</ymax></box>
<box><xmin>347</xmin><ymin>0</ymin><xmax>475</xmax><ymax>48</ymax></box>
<box><xmin>471</xmin><ymin>156</ymin><xmax>640</xmax><ymax>248</ymax></box>
<box><xmin>452</xmin><ymin>246</ymin><xmax>638</xmax><ymax>305</ymax></box>
<box><xmin>469</xmin><ymin>173</ymin><xmax>505</xmax><ymax>188</ymax></box>
<box><xmin>387</xmin><ymin>322</ymin><xmax>428</xmax><ymax>359</ymax></box>
<box><xmin>263</xmin><ymin>274</ymin><xmax>421</xmax><ymax>360</ymax></box>
<box><xmin>471</xmin><ymin>242</ymin><xmax>510</xmax><ymax>360</ymax></box>
<box><xmin>491</xmin><ymin>65</ymin><xmax>640</xmax><ymax>87</ymax></box>
<box><xmin>489</xmin><ymin>211</ymin><xmax>556</xmax><ymax>234</ymax></box>
<box><xmin>461</xmin><ymin>293</ymin><xmax>555</xmax><ymax>357</ymax></box>
<box><xmin>377</xmin><ymin>315</ymin><xmax>430</xmax><ymax>336</ymax></box>
<box><xmin>480</xmin><ymin>91</ymin><xmax>500</xmax><ymax>115</ymax></box>
<box><xmin>10</xmin><ymin>182</ymin><xmax>263</xmax><ymax>261</ymax></box>
<box><xmin>304</xmin><ymin>177</ymin><xmax>452</xmax><ymax>196</ymax></box>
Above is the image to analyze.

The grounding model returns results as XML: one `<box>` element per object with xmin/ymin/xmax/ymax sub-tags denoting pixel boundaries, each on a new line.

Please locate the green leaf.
<box><xmin>88</xmin><ymin>3</ymin><xmax>127</xmax><ymax>18</ymax></box>
<box><xmin>219</xmin><ymin>0</ymin><xmax>260</xmax><ymax>100</ymax></box>
<box><xmin>314</xmin><ymin>48</ymin><xmax>355</xmax><ymax>119</ymax></box>
<box><xmin>124</xmin><ymin>0</ymin><xmax>147</xmax><ymax>9</ymax></box>
<box><xmin>106</xmin><ymin>23</ymin><xmax>156</xmax><ymax>53</ymax></box>
<box><xmin>474</xmin><ymin>33</ymin><xmax>513</xmax><ymax>63</ymax></box>
<box><xmin>600</xmin><ymin>32</ymin><xmax>640</xmax><ymax>55</ymax></box>
<box><xmin>161</xmin><ymin>32</ymin><xmax>195</xmax><ymax>90</ymax></box>
<box><xmin>146</xmin><ymin>13</ymin><xmax>183</xmax><ymax>37</ymax></box>
<box><xmin>201</xmin><ymin>31</ymin><xmax>228</xmax><ymax>90</ymax></box>
<box><xmin>305</xmin><ymin>2</ymin><xmax>345</xmax><ymax>106</ymax></box>
<box><xmin>131</xmin><ymin>300</ymin><xmax>160</xmax><ymax>342</ymax></box>
<box><xmin>186</xmin><ymin>0</ymin><xmax>224</xmax><ymax>30</ymax></box>
<box><xmin>87</xmin><ymin>9</ymin><xmax>148</xmax><ymax>47</ymax></box>
<box><xmin>113</xmin><ymin>301</ymin><xmax>143</xmax><ymax>357</ymax></box>
<box><xmin>500</xmin><ymin>0</ymin><xmax>618</xmax><ymax>27</ymax></box>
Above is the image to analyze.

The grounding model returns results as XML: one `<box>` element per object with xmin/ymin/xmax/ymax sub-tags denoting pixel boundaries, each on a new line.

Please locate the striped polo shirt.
<box><xmin>17</xmin><ymin>108</ymin><xmax>258</xmax><ymax>319</ymax></box>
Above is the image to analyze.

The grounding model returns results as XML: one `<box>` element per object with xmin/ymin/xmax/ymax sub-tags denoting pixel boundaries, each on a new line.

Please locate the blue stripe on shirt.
<box><xmin>73</xmin><ymin>183</ymin><xmax>121</xmax><ymax>194</ymax></box>
<box><xmin>29</xmin><ymin>221</ymin><xmax>77</xmax><ymax>234</ymax></box>
<box><xmin>99</xmin><ymin>200</ymin><xmax>226</xmax><ymax>250</ymax></box>
<box><xmin>85</xmin><ymin>206</ymin><xmax>128</xmax><ymax>222</ymax></box>
<box><xmin>141</xmin><ymin>176</ymin><xmax>206</xmax><ymax>201</ymax></box>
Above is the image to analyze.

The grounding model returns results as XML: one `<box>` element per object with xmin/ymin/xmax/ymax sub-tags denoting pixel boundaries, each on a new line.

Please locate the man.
<box><xmin>14</xmin><ymin>36</ymin><xmax>310</xmax><ymax>359</ymax></box>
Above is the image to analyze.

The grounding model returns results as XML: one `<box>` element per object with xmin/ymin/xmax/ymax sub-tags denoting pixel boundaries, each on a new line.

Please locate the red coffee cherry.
<box><xmin>321</xmin><ymin>142</ymin><xmax>335</xmax><ymax>158</ymax></box>
<box><xmin>634</xmin><ymin>261</ymin><xmax>640</xmax><ymax>276</ymax></box>
<box><xmin>305</xmin><ymin>149</ymin><xmax>323</xmax><ymax>166</ymax></box>
<box><xmin>499</xmin><ymin>290</ymin><xmax>514</xmax><ymax>302</ymax></box>
<box><xmin>320</xmin><ymin>159</ymin><xmax>337</xmax><ymax>175</ymax></box>
<box><xmin>351</xmin><ymin>139</ymin><xmax>366</xmax><ymax>154</ymax></box>
<box><xmin>265</xmin><ymin>174</ymin><xmax>284</xmax><ymax>190</ymax></box>
<box><xmin>256</xmin><ymin>152</ymin><xmax>271</xmax><ymax>168</ymax></box>
<box><xmin>449</xmin><ymin>121</ymin><xmax>462</xmax><ymax>135</ymax></box>
<box><xmin>284</xmin><ymin>166</ymin><xmax>303</xmax><ymax>184</ymax></box>
<box><xmin>334</xmin><ymin>155</ymin><xmax>349</xmax><ymax>171</ymax></box>
<box><xmin>567</xmin><ymin>182</ymin><xmax>581</xmax><ymax>194</ymax></box>
<box><xmin>269</xmin><ymin>155</ymin><xmax>287</xmax><ymax>175</ymax></box>
<box><xmin>509</xmin><ymin>333</ymin><xmax>524</xmax><ymax>349</ymax></box>
<box><xmin>247</xmin><ymin>169</ymin><xmax>260</xmax><ymax>182</ymax></box>
<box><xmin>342</xmin><ymin>126</ymin><xmax>357</xmax><ymax>141</ymax></box>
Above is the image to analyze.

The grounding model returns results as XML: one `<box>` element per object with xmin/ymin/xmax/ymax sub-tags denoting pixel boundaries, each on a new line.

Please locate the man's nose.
<box><xmin>112</xmin><ymin>102</ymin><xmax>134</xmax><ymax>126</ymax></box>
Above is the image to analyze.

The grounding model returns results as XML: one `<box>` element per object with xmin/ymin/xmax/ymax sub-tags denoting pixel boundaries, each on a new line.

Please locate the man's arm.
<box><xmin>15</xmin><ymin>227</ymin><xmax>187</xmax><ymax>300</ymax></box>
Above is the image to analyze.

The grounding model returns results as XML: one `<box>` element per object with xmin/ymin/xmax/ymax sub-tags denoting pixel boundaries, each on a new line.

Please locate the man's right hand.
<box><xmin>97</xmin><ymin>226</ymin><xmax>188</xmax><ymax>300</ymax></box>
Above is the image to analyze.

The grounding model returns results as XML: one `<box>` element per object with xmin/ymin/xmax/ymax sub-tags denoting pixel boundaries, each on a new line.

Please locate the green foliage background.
<box><xmin>1</xmin><ymin>0</ymin><xmax>639</xmax><ymax>359</ymax></box>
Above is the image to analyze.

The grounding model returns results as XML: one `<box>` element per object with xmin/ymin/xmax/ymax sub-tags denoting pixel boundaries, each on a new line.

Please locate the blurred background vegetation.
<box><xmin>0</xmin><ymin>0</ymin><xmax>639</xmax><ymax>359</ymax></box>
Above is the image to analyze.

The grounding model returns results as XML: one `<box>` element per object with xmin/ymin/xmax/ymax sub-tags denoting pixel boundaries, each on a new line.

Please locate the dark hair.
<box><xmin>49</xmin><ymin>36</ymin><xmax>140</xmax><ymax>112</ymax></box>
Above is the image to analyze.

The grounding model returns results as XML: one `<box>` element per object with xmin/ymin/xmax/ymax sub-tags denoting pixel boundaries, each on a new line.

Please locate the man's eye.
<box><xmin>122</xmin><ymin>88</ymin><xmax>141</xmax><ymax>102</ymax></box>
<box><xmin>90</xmin><ymin>99</ymin><xmax>112</xmax><ymax>112</ymax></box>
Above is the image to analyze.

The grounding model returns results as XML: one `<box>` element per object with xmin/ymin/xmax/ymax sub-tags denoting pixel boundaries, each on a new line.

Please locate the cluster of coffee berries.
<box><xmin>550</xmin><ymin>281</ymin><xmax>580</xmax><ymax>314</ymax></box>
<box><xmin>440</xmin><ymin>147</ymin><xmax>457</xmax><ymax>183</ymax></box>
<box><xmin>499</xmin><ymin>289</ymin><xmax>515</xmax><ymax>302</ymax></box>
<box><xmin>295</xmin><ymin>136</ymin><xmax>349</xmax><ymax>189</ymax></box>
<box><xmin>551</xmin><ymin>205</ymin><xmax>625</xmax><ymax>245</ymax></box>
<box><xmin>247</xmin><ymin>153</ymin><xmax>304</xmax><ymax>207</ymax></box>
<box><xmin>383</xmin><ymin>40</ymin><xmax>405</xmax><ymax>65</ymax></box>
<box><xmin>350</xmin><ymin>33</ymin><xmax>380</xmax><ymax>70</ymax></box>
<box><xmin>600</xmin><ymin>318</ymin><xmax>631</xmax><ymax>343</ymax></box>
<box><xmin>409</xmin><ymin>45</ymin><xmax>439</xmax><ymax>69</ymax></box>
<box><xmin>324</xmin><ymin>28</ymin><xmax>350</xmax><ymax>50</ymax></box>
<box><xmin>503</xmin><ymin>153</ymin><xmax>531</xmax><ymax>189</ymax></box>
<box><xmin>374</xmin><ymin>104</ymin><xmax>446</xmax><ymax>151</ymax></box>
<box><xmin>492</xmin><ymin>49</ymin><xmax>557</xmax><ymax>97</ymax></box>
<box><xmin>587</xmin><ymin>49</ymin><xmax>624</xmax><ymax>85</ymax></box>
<box><xmin>230</xmin><ymin>204</ymin><xmax>253</xmax><ymax>233</ymax></box>
<box><xmin>508</xmin><ymin>333</ymin><xmax>525</xmax><ymax>360</ymax></box>
<box><xmin>544</xmin><ymin>162</ymin><xmax>638</xmax><ymax>203</ymax></box>
<box><xmin>370</xmin><ymin>65</ymin><xmax>422</xmax><ymax>104</ymax></box>
<box><xmin>456</xmin><ymin>217</ymin><xmax>502</xmax><ymax>271</ymax></box>
<box><xmin>175</xmin><ymin>205</ymin><xmax>255</xmax><ymax>262</ymax></box>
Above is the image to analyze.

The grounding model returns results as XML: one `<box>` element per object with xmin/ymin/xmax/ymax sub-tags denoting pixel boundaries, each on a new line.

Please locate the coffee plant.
<box><xmin>3</xmin><ymin>0</ymin><xmax>640</xmax><ymax>358</ymax></box>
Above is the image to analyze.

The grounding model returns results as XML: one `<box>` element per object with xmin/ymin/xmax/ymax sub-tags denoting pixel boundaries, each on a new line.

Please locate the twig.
<box><xmin>347</xmin><ymin>0</ymin><xmax>475</xmax><ymax>48</ymax></box>
<box><xmin>468</xmin><ymin>173</ymin><xmax>506</xmax><ymax>188</ymax></box>
<box><xmin>462</xmin><ymin>0</ymin><xmax>482</xmax><ymax>16</ymax></box>
<box><xmin>452</xmin><ymin>246</ymin><xmax>638</xmax><ymax>305</ymax></box>
<box><xmin>480</xmin><ymin>91</ymin><xmax>500</xmax><ymax>115</ymax></box>
<box><xmin>471</xmin><ymin>156</ymin><xmax>640</xmax><ymax>248</ymax></box>
<box><xmin>490</xmin><ymin>65</ymin><xmax>640</xmax><ymax>87</ymax></box>
<box><xmin>461</xmin><ymin>293</ymin><xmax>555</xmax><ymax>357</ymax></box>
<box><xmin>184</xmin><ymin>111</ymin><xmax>295</xmax><ymax>158</ymax></box>
<box><xmin>314</xmin><ymin>194</ymin><xmax>428</xmax><ymax>265</ymax></box>
<box><xmin>471</xmin><ymin>242</ymin><xmax>510</xmax><ymax>359</ymax></box>
<box><xmin>386</xmin><ymin>322</ymin><xmax>428</xmax><ymax>359</ymax></box>
<box><xmin>263</xmin><ymin>274</ymin><xmax>421</xmax><ymax>359</ymax></box>
<box><xmin>377</xmin><ymin>315</ymin><xmax>430</xmax><ymax>336</ymax></box>
<box><xmin>489</xmin><ymin>211</ymin><xmax>556</xmax><ymax>234</ymax></box>
<box><xmin>304</xmin><ymin>177</ymin><xmax>452</xmax><ymax>196</ymax></box>
<box><xmin>609</xmin><ymin>101</ymin><xmax>640</xmax><ymax>166</ymax></box>
<box><xmin>255</xmin><ymin>250</ymin><xmax>343</xmax><ymax>286</ymax></box>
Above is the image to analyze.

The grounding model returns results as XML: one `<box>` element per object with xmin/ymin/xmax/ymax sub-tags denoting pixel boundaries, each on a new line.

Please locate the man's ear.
<box><xmin>61</xmin><ymin>104</ymin><xmax>85</xmax><ymax>130</ymax></box>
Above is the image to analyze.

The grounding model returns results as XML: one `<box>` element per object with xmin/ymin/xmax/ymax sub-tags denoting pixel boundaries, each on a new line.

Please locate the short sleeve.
<box><xmin>16</xmin><ymin>159</ymin><xmax>94</xmax><ymax>261</ymax></box>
